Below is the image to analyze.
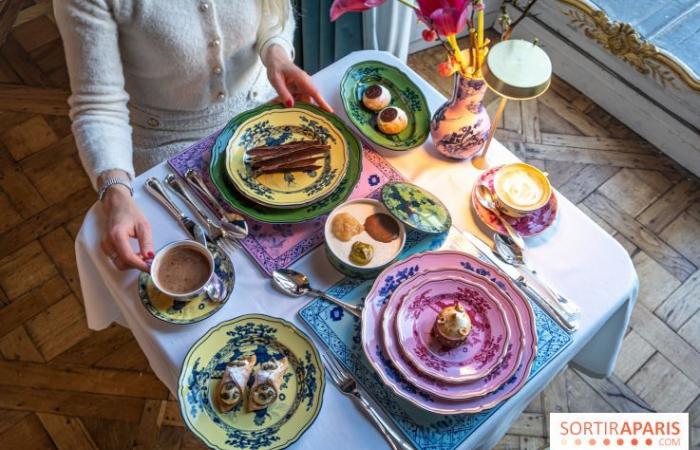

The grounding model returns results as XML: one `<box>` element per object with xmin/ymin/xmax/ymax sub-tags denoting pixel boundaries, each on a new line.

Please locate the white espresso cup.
<box><xmin>150</xmin><ymin>240</ymin><xmax>226</xmax><ymax>302</ymax></box>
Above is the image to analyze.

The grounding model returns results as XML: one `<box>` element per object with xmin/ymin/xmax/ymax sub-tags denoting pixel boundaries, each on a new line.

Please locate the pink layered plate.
<box><xmin>472</xmin><ymin>166</ymin><xmax>558</xmax><ymax>237</ymax></box>
<box><xmin>362</xmin><ymin>250</ymin><xmax>537</xmax><ymax>414</ymax></box>
<box><xmin>394</xmin><ymin>274</ymin><xmax>511</xmax><ymax>384</ymax></box>
<box><xmin>380</xmin><ymin>268</ymin><xmax>520</xmax><ymax>400</ymax></box>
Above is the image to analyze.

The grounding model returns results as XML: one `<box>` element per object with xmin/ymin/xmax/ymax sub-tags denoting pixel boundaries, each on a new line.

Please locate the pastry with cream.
<box><xmin>362</xmin><ymin>84</ymin><xmax>391</xmax><ymax>111</ymax></box>
<box><xmin>433</xmin><ymin>303</ymin><xmax>472</xmax><ymax>349</ymax></box>
<box><xmin>247</xmin><ymin>357</ymin><xmax>288</xmax><ymax>411</ymax></box>
<box><xmin>216</xmin><ymin>355</ymin><xmax>256</xmax><ymax>412</ymax></box>
<box><xmin>376</xmin><ymin>106</ymin><xmax>408</xmax><ymax>135</ymax></box>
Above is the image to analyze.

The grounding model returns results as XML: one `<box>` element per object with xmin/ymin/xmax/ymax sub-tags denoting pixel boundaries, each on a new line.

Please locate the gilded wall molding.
<box><xmin>558</xmin><ymin>0</ymin><xmax>700</xmax><ymax>92</ymax></box>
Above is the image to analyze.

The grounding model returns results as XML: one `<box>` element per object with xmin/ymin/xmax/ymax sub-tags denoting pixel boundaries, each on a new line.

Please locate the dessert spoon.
<box><xmin>272</xmin><ymin>269</ymin><xmax>362</xmax><ymax>318</ymax></box>
<box><xmin>473</xmin><ymin>184</ymin><xmax>526</xmax><ymax>250</ymax></box>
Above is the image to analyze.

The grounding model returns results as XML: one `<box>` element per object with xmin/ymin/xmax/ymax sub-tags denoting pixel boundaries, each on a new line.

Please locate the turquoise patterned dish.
<box><xmin>138</xmin><ymin>243</ymin><xmax>234</xmax><ymax>324</ymax></box>
<box><xmin>381</xmin><ymin>182</ymin><xmax>452</xmax><ymax>234</ymax></box>
<box><xmin>340</xmin><ymin>61</ymin><xmax>430</xmax><ymax>151</ymax></box>
<box><xmin>178</xmin><ymin>314</ymin><xmax>325</xmax><ymax>450</ymax></box>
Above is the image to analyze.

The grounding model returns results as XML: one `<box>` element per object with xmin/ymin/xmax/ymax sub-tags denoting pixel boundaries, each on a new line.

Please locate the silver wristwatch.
<box><xmin>98</xmin><ymin>176</ymin><xmax>133</xmax><ymax>201</ymax></box>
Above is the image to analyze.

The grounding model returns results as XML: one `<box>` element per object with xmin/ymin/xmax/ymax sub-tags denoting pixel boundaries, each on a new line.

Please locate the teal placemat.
<box><xmin>299</xmin><ymin>228</ymin><xmax>572</xmax><ymax>450</ymax></box>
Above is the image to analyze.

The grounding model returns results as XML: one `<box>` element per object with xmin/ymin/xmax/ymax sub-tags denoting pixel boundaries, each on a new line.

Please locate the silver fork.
<box><xmin>321</xmin><ymin>352</ymin><xmax>414</xmax><ymax>450</ymax></box>
<box><xmin>163</xmin><ymin>174</ymin><xmax>239</xmax><ymax>254</ymax></box>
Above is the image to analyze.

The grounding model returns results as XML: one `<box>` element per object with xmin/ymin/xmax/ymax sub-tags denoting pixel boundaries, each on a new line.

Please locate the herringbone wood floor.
<box><xmin>0</xmin><ymin>3</ymin><xmax>698</xmax><ymax>449</ymax></box>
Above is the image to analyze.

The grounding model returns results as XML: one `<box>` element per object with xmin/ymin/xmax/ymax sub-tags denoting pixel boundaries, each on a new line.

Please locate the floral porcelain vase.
<box><xmin>430</xmin><ymin>74</ymin><xmax>490</xmax><ymax>159</ymax></box>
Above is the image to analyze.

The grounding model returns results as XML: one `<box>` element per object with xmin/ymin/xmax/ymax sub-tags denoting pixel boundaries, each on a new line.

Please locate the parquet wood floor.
<box><xmin>0</xmin><ymin>4</ymin><xmax>697</xmax><ymax>449</ymax></box>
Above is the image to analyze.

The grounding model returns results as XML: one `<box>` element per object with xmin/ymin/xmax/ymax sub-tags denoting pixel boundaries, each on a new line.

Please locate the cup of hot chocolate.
<box><xmin>492</xmin><ymin>163</ymin><xmax>552</xmax><ymax>217</ymax></box>
<box><xmin>150</xmin><ymin>240</ymin><xmax>223</xmax><ymax>302</ymax></box>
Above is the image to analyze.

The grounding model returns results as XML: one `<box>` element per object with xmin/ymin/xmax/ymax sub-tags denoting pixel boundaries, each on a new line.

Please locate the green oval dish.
<box><xmin>210</xmin><ymin>103</ymin><xmax>363</xmax><ymax>224</ymax></box>
<box><xmin>178</xmin><ymin>314</ymin><xmax>325</xmax><ymax>450</ymax></box>
<box><xmin>340</xmin><ymin>60</ymin><xmax>430</xmax><ymax>151</ymax></box>
<box><xmin>381</xmin><ymin>181</ymin><xmax>452</xmax><ymax>234</ymax></box>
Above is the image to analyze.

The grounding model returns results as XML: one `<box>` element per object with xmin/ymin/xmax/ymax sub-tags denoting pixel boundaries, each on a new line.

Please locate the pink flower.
<box><xmin>416</xmin><ymin>0</ymin><xmax>470</xmax><ymax>37</ymax></box>
<box><xmin>330</xmin><ymin>0</ymin><xmax>387</xmax><ymax>21</ymax></box>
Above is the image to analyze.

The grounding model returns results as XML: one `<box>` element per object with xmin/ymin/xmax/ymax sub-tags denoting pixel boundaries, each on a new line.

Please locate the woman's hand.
<box><xmin>263</xmin><ymin>44</ymin><xmax>332</xmax><ymax>112</ymax></box>
<box><xmin>100</xmin><ymin>183</ymin><xmax>154</xmax><ymax>272</ymax></box>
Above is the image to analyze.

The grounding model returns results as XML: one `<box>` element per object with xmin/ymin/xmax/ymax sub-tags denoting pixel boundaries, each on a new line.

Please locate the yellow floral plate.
<box><xmin>225</xmin><ymin>107</ymin><xmax>349</xmax><ymax>208</ymax></box>
<box><xmin>178</xmin><ymin>314</ymin><xmax>325</xmax><ymax>450</ymax></box>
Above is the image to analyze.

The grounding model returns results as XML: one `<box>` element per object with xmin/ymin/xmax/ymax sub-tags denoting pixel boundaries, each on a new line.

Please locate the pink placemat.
<box><xmin>168</xmin><ymin>131</ymin><xmax>404</xmax><ymax>275</ymax></box>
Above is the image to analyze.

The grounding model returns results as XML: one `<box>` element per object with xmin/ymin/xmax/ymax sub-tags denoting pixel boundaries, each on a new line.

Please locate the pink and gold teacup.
<box><xmin>492</xmin><ymin>163</ymin><xmax>551</xmax><ymax>217</ymax></box>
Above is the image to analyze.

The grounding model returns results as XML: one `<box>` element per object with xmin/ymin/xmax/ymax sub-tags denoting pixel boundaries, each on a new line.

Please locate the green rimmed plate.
<box><xmin>381</xmin><ymin>181</ymin><xmax>452</xmax><ymax>234</ymax></box>
<box><xmin>178</xmin><ymin>314</ymin><xmax>324</xmax><ymax>450</ymax></box>
<box><xmin>210</xmin><ymin>103</ymin><xmax>363</xmax><ymax>223</ymax></box>
<box><xmin>138</xmin><ymin>243</ymin><xmax>234</xmax><ymax>324</ymax></box>
<box><xmin>225</xmin><ymin>108</ymin><xmax>349</xmax><ymax>208</ymax></box>
<box><xmin>340</xmin><ymin>60</ymin><xmax>430</xmax><ymax>151</ymax></box>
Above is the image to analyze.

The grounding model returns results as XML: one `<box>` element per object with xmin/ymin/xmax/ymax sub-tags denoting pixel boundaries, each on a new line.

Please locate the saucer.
<box><xmin>472</xmin><ymin>166</ymin><xmax>558</xmax><ymax>237</ymax></box>
<box><xmin>138</xmin><ymin>243</ymin><xmax>234</xmax><ymax>324</ymax></box>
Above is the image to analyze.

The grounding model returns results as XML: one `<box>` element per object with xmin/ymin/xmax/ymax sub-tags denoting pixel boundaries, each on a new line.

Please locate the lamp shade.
<box><xmin>482</xmin><ymin>39</ymin><xmax>552</xmax><ymax>100</ymax></box>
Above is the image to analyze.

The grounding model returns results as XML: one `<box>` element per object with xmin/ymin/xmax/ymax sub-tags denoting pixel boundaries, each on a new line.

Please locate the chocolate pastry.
<box><xmin>364</xmin><ymin>213</ymin><xmax>400</xmax><ymax>243</ymax></box>
<box><xmin>376</xmin><ymin>106</ymin><xmax>408</xmax><ymax>135</ymax></box>
<box><xmin>247</xmin><ymin>357</ymin><xmax>288</xmax><ymax>412</ymax></box>
<box><xmin>362</xmin><ymin>84</ymin><xmax>391</xmax><ymax>111</ymax></box>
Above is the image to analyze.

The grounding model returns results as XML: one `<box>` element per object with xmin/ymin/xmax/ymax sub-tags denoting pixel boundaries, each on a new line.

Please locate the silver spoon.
<box><xmin>272</xmin><ymin>269</ymin><xmax>362</xmax><ymax>319</ymax></box>
<box><xmin>474</xmin><ymin>184</ymin><xmax>526</xmax><ymax>250</ymax></box>
<box><xmin>493</xmin><ymin>233</ymin><xmax>581</xmax><ymax>317</ymax></box>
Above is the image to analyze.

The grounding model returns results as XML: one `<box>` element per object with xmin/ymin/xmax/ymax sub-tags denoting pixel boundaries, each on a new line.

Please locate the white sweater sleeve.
<box><xmin>54</xmin><ymin>0</ymin><xmax>134</xmax><ymax>189</ymax></box>
<box><xmin>257</xmin><ymin>0</ymin><xmax>296</xmax><ymax>61</ymax></box>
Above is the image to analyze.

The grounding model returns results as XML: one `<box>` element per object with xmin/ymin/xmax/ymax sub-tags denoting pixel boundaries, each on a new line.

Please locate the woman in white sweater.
<box><xmin>55</xmin><ymin>0</ymin><xmax>330</xmax><ymax>271</ymax></box>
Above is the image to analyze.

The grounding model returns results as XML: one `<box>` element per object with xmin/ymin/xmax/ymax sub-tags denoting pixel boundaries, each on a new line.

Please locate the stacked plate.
<box><xmin>361</xmin><ymin>249</ymin><xmax>537</xmax><ymax>414</ymax></box>
<box><xmin>209</xmin><ymin>102</ymin><xmax>363</xmax><ymax>223</ymax></box>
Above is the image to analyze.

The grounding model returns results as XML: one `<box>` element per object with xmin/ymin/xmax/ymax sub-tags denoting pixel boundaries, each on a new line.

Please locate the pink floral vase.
<box><xmin>430</xmin><ymin>74</ymin><xmax>491</xmax><ymax>159</ymax></box>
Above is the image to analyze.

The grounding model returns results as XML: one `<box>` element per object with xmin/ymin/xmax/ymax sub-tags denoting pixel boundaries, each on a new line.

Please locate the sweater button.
<box><xmin>147</xmin><ymin>117</ymin><xmax>160</xmax><ymax>128</ymax></box>
<box><xmin>199</xmin><ymin>2</ymin><xmax>209</xmax><ymax>12</ymax></box>
<box><xmin>217</xmin><ymin>92</ymin><xmax>226</xmax><ymax>101</ymax></box>
<box><xmin>213</xmin><ymin>66</ymin><xmax>222</xmax><ymax>75</ymax></box>
<box><xmin>210</xmin><ymin>38</ymin><xmax>220</xmax><ymax>47</ymax></box>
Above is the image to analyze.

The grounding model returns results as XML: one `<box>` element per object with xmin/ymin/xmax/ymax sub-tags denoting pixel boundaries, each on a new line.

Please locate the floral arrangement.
<box><xmin>330</xmin><ymin>0</ymin><xmax>539</xmax><ymax>80</ymax></box>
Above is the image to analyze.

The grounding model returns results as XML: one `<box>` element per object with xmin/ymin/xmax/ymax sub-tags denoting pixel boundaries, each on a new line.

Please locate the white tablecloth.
<box><xmin>75</xmin><ymin>50</ymin><xmax>639</xmax><ymax>450</ymax></box>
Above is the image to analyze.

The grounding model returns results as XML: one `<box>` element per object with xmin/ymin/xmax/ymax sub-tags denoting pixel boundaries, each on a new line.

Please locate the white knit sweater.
<box><xmin>54</xmin><ymin>0</ymin><xmax>295</xmax><ymax>188</ymax></box>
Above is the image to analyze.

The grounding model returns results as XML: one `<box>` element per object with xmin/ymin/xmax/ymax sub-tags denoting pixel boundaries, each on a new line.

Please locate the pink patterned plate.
<box><xmin>380</xmin><ymin>268</ymin><xmax>521</xmax><ymax>400</ymax></box>
<box><xmin>472</xmin><ymin>166</ymin><xmax>558</xmax><ymax>237</ymax></box>
<box><xmin>363</xmin><ymin>250</ymin><xmax>537</xmax><ymax>414</ymax></box>
<box><xmin>394</xmin><ymin>274</ymin><xmax>511</xmax><ymax>384</ymax></box>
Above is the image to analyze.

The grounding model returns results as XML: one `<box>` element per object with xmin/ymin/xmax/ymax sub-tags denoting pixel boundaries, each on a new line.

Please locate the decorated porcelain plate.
<box><xmin>381</xmin><ymin>182</ymin><xmax>452</xmax><ymax>234</ymax></box>
<box><xmin>340</xmin><ymin>61</ymin><xmax>430</xmax><ymax>151</ymax></box>
<box><xmin>380</xmin><ymin>268</ymin><xmax>520</xmax><ymax>399</ymax></box>
<box><xmin>362</xmin><ymin>250</ymin><xmax>537</xmax><ymax>414</ymax></box>
<box><xmin>224</xmin><ymin>108</ymin><xmax>349</xmax><ymax>208</ymax></box>
<box><xmin>472</xmin><ymin>166</ymin><xmax>558</xmax><ymax>237</ymax></box>
<box><xmin>138</xmin><ymin>243</ymin><xmax>234</xmax><ymax>325</ymax></box>
<box><xmin>392</xmin><ymin>273</ymin><xmax>512</xmax><ymax>384</ymax></box>
<box><xmin>210</xmin><ymin>103</ymin><xmax>362</xmax><ymax>223</ymax></box>
<box><xmin>178</xmin><ymin>314</ymin><xmax>324</xmax><ymax>450</ymax></box>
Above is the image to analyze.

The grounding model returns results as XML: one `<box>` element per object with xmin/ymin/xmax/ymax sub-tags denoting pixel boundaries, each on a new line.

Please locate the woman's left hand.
<box><xmin>263</xmin><ymin>44</ymin><xmax>333</xmax><ymax>112</ymax></box>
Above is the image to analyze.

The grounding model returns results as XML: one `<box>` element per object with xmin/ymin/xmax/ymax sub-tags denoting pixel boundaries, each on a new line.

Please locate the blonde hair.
<box><xmin>258</xmin><ymin>0</ymin><xmax>291</xmax><ymax>48</ymax></box>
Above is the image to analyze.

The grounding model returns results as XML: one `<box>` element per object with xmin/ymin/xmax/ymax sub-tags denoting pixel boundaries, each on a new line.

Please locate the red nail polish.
<box><xmin>285</xmin><ymin>100</ymin><xmax>293</xmax><ymax>108</ymax></box>
<box><xmin>148</xmin><ymin>252</ymin><xmax>155</xmax><ymax>258</ymax></box>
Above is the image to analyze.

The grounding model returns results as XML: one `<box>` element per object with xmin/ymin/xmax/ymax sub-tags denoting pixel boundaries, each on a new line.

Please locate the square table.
<box><xmin>75</xmin><ymin>50</ymin><xmax>639</xmax><ymax>450</ymax></box>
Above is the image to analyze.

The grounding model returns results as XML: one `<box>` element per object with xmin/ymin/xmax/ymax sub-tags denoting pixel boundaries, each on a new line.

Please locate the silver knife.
<box><xmin>448</xmin><ymin>229</ymin><xmax>579</xmax><ymax>332</ymax></box>
<box><xmin>145</xmin><ymin>177</ymin><xmax>212</xmax><ymax>243</ymax></box>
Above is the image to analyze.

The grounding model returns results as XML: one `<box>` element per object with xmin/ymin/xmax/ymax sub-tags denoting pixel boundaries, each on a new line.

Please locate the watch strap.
<box><xmin>98</xmin><ymin>177</ymin><xmax>133</xmax><ymax>201</ymax></box>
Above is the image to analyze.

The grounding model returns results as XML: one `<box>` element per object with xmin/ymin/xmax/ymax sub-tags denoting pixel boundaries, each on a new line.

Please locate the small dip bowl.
<box><xmin>324</xmin><ymin>199</ymin><xmax>406</xmax><ymax>279</ymax></box>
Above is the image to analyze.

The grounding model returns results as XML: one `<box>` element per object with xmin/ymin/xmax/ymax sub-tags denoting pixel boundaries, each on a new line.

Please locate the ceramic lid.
<box><xmin>380</xmin><ymin>181</ymin><xmax>452</xmax><ymax>234</ymax></box>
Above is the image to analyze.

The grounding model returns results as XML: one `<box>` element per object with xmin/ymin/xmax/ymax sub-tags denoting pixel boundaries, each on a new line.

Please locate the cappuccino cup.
<box><xmin>493</xmin><ymin>163</ymin><xmax>551</xmax><ymax>217</ymax></box>
<box><xmin>150</xmin><ymin>240</ymin><xmax>224</xmax><ymax>302</ymax></box>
